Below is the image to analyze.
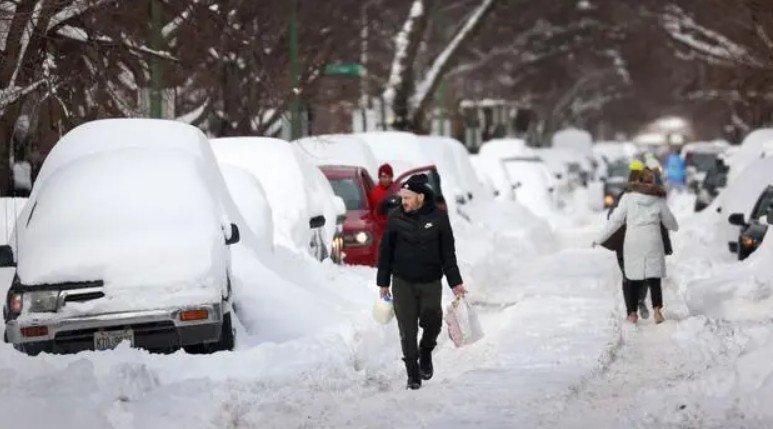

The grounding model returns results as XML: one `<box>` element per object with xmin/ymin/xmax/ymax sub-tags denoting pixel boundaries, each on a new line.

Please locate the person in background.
<box><xmin>596</xmin><ymin>167</ymin><xmax>679</xmax><ymax>324</ymax></box>
<box><xmin>664</xmin><ymin>148</ymin><xmax>687</xmax><ymax>191</ymax></box>
<box><xmin>370</xmin><ymin>163</ymin><xmax>394</xmax><ymax>224</ymax></box>
<box><xmin>377</xmin><ymin>174</ymin><xmax>466</xmax><ymax>390</ymax></box>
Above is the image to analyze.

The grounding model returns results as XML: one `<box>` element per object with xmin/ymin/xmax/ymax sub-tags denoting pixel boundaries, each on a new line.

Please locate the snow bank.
<box><xmin>294</xmin><ymin>134</ymin><xmax>380</xmax><ymax>179</ymax></box>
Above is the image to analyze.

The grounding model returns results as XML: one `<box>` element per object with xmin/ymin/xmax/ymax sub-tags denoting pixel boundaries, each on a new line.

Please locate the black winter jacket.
<box><xmin>376</xmin><ymin>202</ymin><xmax>463</xmax><ymax>288</ymax></box>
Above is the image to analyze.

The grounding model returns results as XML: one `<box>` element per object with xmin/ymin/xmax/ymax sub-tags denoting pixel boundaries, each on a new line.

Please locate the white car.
<box><xmin>211</xmin><ymin>137</ymin><xmax>345</xmax><ymax>262</ymax></box>
<box><xmin>294</xmin><ymin>134</ymin><xmax>380</xmax><ymax>179</ymax></box>
<box><xmin>681</xmin><ymin>141</ymin><xmax>731</xmax><ymax>189</ymax></box>
<box><xmin>500</xmin><ymin>156</ymin><xmax>556</xmax><ymax>216</ymax></box>
<box><xmin>5</xmin><ymin>119</ymin><xmax>239</xmax><ymax>355</ymax></box>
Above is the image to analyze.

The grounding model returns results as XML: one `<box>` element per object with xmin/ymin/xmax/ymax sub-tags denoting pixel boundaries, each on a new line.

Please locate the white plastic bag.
<box><xmin>445</xmin><ymin>297</ymin><xmax>484</xmax><ymax>347</ymax></box>
<box><xmin>372</xmin><ymin>295</ymin><xmax>395</xmax><ymax>324</ymax></box>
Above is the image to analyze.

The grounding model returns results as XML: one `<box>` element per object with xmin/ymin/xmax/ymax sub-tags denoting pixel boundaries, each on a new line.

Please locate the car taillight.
<box><xmin>179</xmin><ymin>309</ymin><xmax>209</xmax><ymax>321</ymax></box>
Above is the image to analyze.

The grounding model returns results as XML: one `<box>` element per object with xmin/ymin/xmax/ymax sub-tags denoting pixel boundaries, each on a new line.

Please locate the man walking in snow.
<box><xmin>377</xmin><ymin>173</ymin><xmax>466</xmax><ymax>390</ymax></box>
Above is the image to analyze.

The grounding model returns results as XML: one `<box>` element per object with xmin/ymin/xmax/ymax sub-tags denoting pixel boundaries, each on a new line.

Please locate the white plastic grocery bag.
<box><xmin>372</xmin><ymin>295</ymin><xmax>395</xmax><ymax>324</ymax></box>
<box><xmin>445</xmin><ymin>297</ymin><xmax>484</xmax><ymax>347</ymax></box>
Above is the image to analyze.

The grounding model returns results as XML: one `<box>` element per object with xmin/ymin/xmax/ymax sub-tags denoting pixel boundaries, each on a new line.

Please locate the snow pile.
<box><xmin>294</xmin><ymin>134</ymin><xmax>380</xmax><ymax>179</ymax></box>
<box><xmin>18</xmin><ymin>149</ymin><xmax>228</xmax><ymax>294</ymax></box>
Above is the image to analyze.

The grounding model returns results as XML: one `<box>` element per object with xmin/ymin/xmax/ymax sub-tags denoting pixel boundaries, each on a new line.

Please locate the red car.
<box><xmin>320</xmin><ymin>165</ymin><xmax>384</xmax><ymax>266</ymax></box>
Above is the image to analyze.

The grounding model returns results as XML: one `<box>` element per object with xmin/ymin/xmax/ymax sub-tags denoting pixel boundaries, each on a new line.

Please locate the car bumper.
<box><xmin>343</xmin><ymin>244</ymin><xmax>378</xmax><ymax>267</ymax></box>
<box><xmin>6</xmin><ymin>303</ymin><xmax>224</xmax><ymax>355</ymax></box>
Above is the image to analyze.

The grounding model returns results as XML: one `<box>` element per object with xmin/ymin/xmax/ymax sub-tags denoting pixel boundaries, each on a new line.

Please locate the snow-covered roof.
<box><xmin>728</xmin><ymin>129</ymin><xmax>773</xmax><ymax>183</ymax></box>
<box><xmin>552</xmin><ymin>128</ymin><xmax>594</xmax><ymax>157</ymax></box>
<box><xmin>354</xmin><ymin>131</ymin><xmax>433</xmax><ymax>176</ymax></box>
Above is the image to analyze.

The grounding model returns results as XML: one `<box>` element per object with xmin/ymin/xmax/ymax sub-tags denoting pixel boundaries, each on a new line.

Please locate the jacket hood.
<box><xmin>626</xmin><ymin>182</ymin><xmax>666</xmax><ymax>198</ymax></box>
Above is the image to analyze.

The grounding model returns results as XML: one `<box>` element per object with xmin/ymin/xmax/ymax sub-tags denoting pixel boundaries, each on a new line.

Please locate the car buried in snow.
<box><xmin>728</xmin><ymin>185</ymin><xmax>773</xmax><ymax>260</ymax></box>
<box><xmin>4</xmin><ymin>119</ymin><xmax>239</xmax><ymax>355</ymax></box>
<box><xmin>378</xmin><ymin>165</ymin><xmax>448</xmax><ymax>213</ymax></box>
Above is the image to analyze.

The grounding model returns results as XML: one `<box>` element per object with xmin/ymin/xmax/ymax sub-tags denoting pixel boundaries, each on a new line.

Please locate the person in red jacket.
<box><xmin>370</xmin><ymin>164</ymin><xmax>394</xmax><ymax>222</ymax></box>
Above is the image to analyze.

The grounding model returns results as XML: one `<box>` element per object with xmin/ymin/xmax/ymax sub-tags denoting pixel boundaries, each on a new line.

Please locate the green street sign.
<box><xmin>324</xmin><ymin>63</ymin><xmax>362</xmax><ymax>76</ymax></box>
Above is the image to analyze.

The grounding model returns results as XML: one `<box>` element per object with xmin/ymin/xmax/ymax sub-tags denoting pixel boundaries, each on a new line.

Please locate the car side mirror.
<box><xmin>728</xmin><ymin>213</ymin><xmax>746</xmax><ymax>226</ymax></box>
<box><xmin>309</xmin><ymin>215</ymin><xmax>326</xmax><ymax>229</ymax></box>
<box><xmin>0</xmin><ymin>245</ymin><xmax>15</xmax><ymax>268</ymax></box>
<box><xmin>225</xmin><ymin>223</ymin><xmax>240</xmax><ymax>245</ymax></box>
<box><xmin>379</xmin><ymin>195</ymin><xmax>401</xmax><ymax>214</ymax></box>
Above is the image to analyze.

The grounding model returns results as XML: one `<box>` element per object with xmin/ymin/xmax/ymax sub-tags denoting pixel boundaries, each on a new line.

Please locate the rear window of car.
<box><xmin>328</xmin><ymin>177</ymin><xmax>366</xmax><ymax>211</ymax></box>
<box><xmin>687</xmin><ymin>152</ymin><xmax>717</xmax><ymax>172</ymax></box>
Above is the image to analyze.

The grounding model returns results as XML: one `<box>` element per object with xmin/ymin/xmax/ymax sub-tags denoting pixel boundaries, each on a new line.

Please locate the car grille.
<box><xmin>55</xmin><ymin>321</ymin><xmax>175</xmax><ymax>341</ymax></box>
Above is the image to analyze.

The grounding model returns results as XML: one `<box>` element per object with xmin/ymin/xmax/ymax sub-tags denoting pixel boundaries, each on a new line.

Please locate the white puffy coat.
<box><xmin>597</xmin><ymin>192</ymin><xmax>679</xmax><ymax>280</ymax></box>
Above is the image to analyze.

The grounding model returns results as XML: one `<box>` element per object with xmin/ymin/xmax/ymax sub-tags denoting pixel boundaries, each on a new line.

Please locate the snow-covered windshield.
<box><xmin>328</xmin><ymin>177</ymin><xmax>366</xmax><ymax>211</ymax></box>
<box><xmin>607</xmin><ymin>159</ymin><xmax>629</xmax><ymax>178</ymax></box>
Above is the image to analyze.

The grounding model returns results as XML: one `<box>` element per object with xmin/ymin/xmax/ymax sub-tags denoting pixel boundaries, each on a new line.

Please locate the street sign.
<box><xmin>324</xmin><ymin>63</ymin><xmax>362</xmax><ymax>76</ymax></box>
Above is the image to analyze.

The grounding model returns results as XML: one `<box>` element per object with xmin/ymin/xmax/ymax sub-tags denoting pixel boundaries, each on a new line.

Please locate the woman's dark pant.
<box><xmin>626</xmin><ymin>278</ymin><xmax>663</xmax><ymax>315</ymax></box>
<box><xmin>392</xmin><ymin>276</ymin><xmax>443</xmax><ymax>361</ymax></box>
<box><xmin>616</xmin><ymin>252</ymin><xmax>648</xmax><ymax>310</ymax></box>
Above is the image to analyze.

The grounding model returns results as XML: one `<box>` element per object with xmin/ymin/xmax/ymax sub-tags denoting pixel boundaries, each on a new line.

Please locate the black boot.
<box><xmin>403</xmin><ymin>358</ymin><xmax>421</xmax><ymax>390</ymax></box>
<box><xmin>419</xmin><ymin>348</ymin><xmax>434</xmax><ymax>380</ymax></box>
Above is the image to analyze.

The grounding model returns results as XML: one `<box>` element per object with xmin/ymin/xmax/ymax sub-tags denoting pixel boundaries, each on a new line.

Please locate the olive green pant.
<box><xmin>392</xmin><ymin>276</ymin><xmax>443</xmax><ymax>361</ymax></box>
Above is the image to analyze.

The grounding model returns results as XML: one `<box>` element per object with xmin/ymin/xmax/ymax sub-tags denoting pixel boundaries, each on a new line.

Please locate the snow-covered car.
<box><xmin>695</xmin><ymin>156</ymin><xmax>729</xmax><ymax>212</ymax></box>
<box><xmin>681</xmin><ymin>141</ymin><xmax>731</xmax><ymax>191</ymax></box>
<box><xmin>602</xmin><ymin>158</ymin><xmax>630</xmax><ymax>208</ymax></box>
<box><xmin>551</xmin><ymin>128</ymin><xmax>596</xmax><ymax>183</ymax></box>
<box><xmin>500</xmin><ymin>156</ymin><xmax>556</xmax><ymax>216</ymax></box>
<box><xmin>219</xmin><ymin>164</ymin><xmax>274</xmax><ymax>255</ymax></box>
<box><xmin>211</xmin><ymin>137</ymin><xmax>345</xmax><ymax>263</ymax></box>
<box><xmin>294</xmin><ymin>134</ymin><xmax>380</xmax><ymax>179</ymax></box>
<box><xmin>728</xmin><ymin>185</ymin><xmax>773</xmax><ymax>260</ymax></box>
<box><xmin>354</xmin><ymin>131</ymin><xmax>431</xmax><ymax>177</ymax></box>
<box><xmin>727</xmin><ymin>128</ymin><xmax>773</xmax><ymax>184</ymax></box>
<box><xmin>476</xmin><ymin>138</ymin><xmax>533</xmax><ymax>200</ymax></box>
<box><xmin>5</xmin><ymin>119</ymin><xmax>240</xmax><ymax>355</ymax></box>
<box><xmin>711</xmin><ymin>157</ymin><xmax>773</xmax><ymax>255</ymax></box>
<box><xmin>0</xmin><ymin>198</ymin><xmax>27</xmax><ymax>294</ymax></box>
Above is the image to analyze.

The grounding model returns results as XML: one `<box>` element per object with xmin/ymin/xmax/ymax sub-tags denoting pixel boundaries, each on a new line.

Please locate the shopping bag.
<box><xmin>444</xmin><ymin>297</ymin><xmax>484</xmax><ymax>347</ymax></box>
<box><xmin>372</xmin><ymin>295</ymin><xmax>394</xmax><ymax>324</ymax></box>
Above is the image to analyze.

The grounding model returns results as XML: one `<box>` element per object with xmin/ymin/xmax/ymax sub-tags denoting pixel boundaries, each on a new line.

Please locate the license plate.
<box><xmin>94</xmin><ymin>329</ymin><xmax>134</xmax><ymax>351</ymax></box>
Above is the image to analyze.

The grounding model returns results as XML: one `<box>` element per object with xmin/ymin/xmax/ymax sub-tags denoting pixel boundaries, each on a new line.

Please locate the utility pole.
<box><xmin>150</xmin><ymin>0</ymin><xmax>163</xmax><ymax>118</ymax></box>
<box><xmin>289</xmin><ymin>0</ymin><xmax>301</xmax><ymax>140</ymax></box>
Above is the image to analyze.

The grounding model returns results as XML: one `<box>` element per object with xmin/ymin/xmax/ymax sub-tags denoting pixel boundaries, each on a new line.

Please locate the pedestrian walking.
<box><xmin>595</xmin><ymin>167</ymin><xmax>679</xmax><ymax>324</ymax></box>
<box><xmin>376</xmin><ymin>173</ymin><xmax>467</xmax><ymax>390</ymax></box>
<box><xmin>605</xmin><ymin>160</ymin><xmax>650</xmax><ymax>319</ymax></box>
<box><xmin>664</xmin><ymin>148</ymin><xmax>687</xmax><ymax>191</ymax></box>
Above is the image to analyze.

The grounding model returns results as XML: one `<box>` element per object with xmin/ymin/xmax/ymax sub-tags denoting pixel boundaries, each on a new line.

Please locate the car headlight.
<box><xmin>8</xmin><ymin>292</ymin><xmax>22</xmax><ymax>315</ymax></box>
<box><xmin>604</xmin><ymin>195</ymin><xmax>615</xmax><ymax>206</ymax></box>
<box><xmin>28</xmin><ymin>291</ymin><xmax>59</xmax><ymax>313</ymax></box>
<box><xmin>344</xmin><ymin>231</ymin><xmax>372</xmax><ymax>247</ymax></box>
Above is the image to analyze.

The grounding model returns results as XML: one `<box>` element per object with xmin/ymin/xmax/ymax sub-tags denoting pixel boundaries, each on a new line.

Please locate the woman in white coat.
<box><xmin>596</xmin><ymin>168</ymin><xmax>679</xmax><ymax>324</ymax></box>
